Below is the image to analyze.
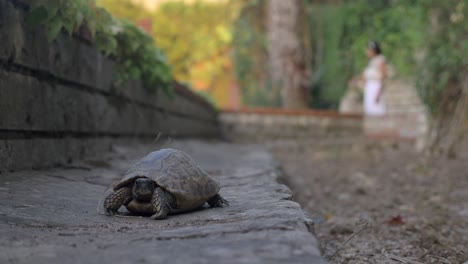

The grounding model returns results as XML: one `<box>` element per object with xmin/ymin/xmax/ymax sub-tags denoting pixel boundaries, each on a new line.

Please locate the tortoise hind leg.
<box><xmin>103</xmin><ymin>187</ymin><xmax>132</xmax><ymax>215</ymax></box>
<box><xmin>207</xmin><ymin>194</ymin><xmax>229</xmax><ymax>207</ymax></box>
<box><xmin>150</xmin><ymin>187</ymin><xmax>175</xmax><ymax>220</ymax></box>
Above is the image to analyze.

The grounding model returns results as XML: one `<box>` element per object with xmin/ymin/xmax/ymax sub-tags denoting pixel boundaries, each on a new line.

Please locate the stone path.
<box><xmin>0</xmin><ymin>140</ymin><xmax>325</xmax><ymax>264</ymax></box>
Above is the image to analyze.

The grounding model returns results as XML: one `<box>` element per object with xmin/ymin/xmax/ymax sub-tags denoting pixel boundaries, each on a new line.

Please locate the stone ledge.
<box><xmin>222</xmin><ymin>107</ymin><xmax>362</xmax><ymax>119</ymax></box>
<box><xmin>0</xmin><ymin>140</ymin><xmax>326</xmax><ymax>264</ymax></box>
<box><xmin>219</xmin><ymin>110</ymin><xmax>363</xmax><ymax>143</ymax></box>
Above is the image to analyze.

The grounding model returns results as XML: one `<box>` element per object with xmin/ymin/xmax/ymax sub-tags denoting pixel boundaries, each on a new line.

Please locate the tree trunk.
<box><xmin>427</xmin><ymin>67</ymin><xmax>468</xmax><ymax>158</ymax></box>
<box><xmin>267</xmin><ymin>0</ymin><xmax>310</xmax><ymax>109</ymax></box>
<box><xmin>425</xmin><ymin>6</ymin><xmax>468</xmax><ymax>158</ymax></box>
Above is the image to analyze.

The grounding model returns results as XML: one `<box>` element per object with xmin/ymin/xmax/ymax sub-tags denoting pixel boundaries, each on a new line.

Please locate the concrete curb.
<box><xmin>0</xmin><ymin>140</ymin><xmax>326</xmax><ymax>263</ymax></box>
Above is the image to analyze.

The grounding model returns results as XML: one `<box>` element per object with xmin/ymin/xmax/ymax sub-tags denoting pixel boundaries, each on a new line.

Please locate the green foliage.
<box><xmin>113</xmin><ymin>20</ymin><xmax>172</xmax><ymax>94</ymax></box>
<box><xmin>303</xmin><ymin>0</ymin><xmax>467</xmax><ymax>113</ymax></box>
<box><xmin>234</xmin><ymin>0</ymin><xmax>466</xmax><ymax>113</ymax></box>
<box><xmin>416</xmin><ymin>0</ymin><xmax>468</xmax><ymax>115</ymax></box>
<box><xmin>232</xmin><ymin>0</ymin><xmax>281</xmax><ymax>107</ymax></box>
<box><xmin>28</xmin><ymin>0</ymin><xmax>118</xmax><ymax>51</ymax></box>
<box><xmin>96</xmin><ymin>0</ymin><xmax>151</xmax><ymax>21</ymax></box>
<box><xmin>307</xmin><ymin>5</ymin><xmax>346</xmax><ymax>109</ymax></box>
<box><xmin>28</xmin><ymin>0</ymin><xmax>172</xmax><ymax>95</ymax></box>
<box><xmin>306</xmin><ymin>0</ymin><xmax>427</xmax><ymax>109</ymax></box>
<box><xmin>97</xmin><ymin>0</ymin><xmax>240</xmax><ymax>105</ymax></box>
<box><xmin>152</xmin><ymin>1</ymin><xmax>236</xmax><ymax>84</ymax></box>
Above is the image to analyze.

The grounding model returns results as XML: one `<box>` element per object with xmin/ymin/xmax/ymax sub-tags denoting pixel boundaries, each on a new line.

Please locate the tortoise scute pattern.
<box><xmin>156</xmin><ymin>151</ymin><xmax>220</xmax><ymax>210</ymax></box>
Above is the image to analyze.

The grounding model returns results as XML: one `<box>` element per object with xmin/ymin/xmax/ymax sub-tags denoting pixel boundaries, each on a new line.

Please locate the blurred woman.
<box><xmin>363</xmin><ymin>41</ymin><xmax>387</xmax><ymax>116</ymax></box>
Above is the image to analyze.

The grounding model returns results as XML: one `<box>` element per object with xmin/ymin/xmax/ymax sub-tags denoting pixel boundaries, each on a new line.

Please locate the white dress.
<box><xmin>363</xmin><ymin>55</ymin><xmax>386</xmax><ymax>116</ymax></box>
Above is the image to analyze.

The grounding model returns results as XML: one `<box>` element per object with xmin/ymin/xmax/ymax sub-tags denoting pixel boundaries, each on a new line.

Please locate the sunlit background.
<box><xmin>97</xmin><ymin>0</ymin><xmax>240</xmax><ymax>108</ymax></box>
<box><xmin>96</xmin><ymin>0</ymin><xmax>466</xmax><ymax>116</ymax></box>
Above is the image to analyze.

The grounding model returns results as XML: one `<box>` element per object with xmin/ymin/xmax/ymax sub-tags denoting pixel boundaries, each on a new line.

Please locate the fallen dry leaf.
<box><xmin>385</xmin><ymin>215</ymin><xmax>405</xmax><ymax>226</ymax></box>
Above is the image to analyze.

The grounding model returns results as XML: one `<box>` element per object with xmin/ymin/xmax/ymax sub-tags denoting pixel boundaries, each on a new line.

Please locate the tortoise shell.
<box><xmin>112</xmin><ymin>149</ymin><xmax>220</xmax><ymax>212</ymax></box>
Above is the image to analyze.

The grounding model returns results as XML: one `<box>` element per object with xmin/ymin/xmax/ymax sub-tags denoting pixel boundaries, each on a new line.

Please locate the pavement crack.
<box><xmin>43</xmin><ymin>174</ymin><xmax>108</xmax><ymax>187</ymax></box>
<box><xmin>44</xmin><ymin>174</ymin><xmax>80</xmax><ymax>182</ymax></box>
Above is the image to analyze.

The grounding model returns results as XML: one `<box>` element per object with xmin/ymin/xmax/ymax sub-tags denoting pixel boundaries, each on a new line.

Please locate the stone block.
<box><xmin>0</xmin><ymin>0</ymin><xmax>114</xmax><ymax>91</ymax></box>
<box><xmin>0</xmin><ymin>138</ymin><xmax>114</xmax><ymax>171</ymax></box>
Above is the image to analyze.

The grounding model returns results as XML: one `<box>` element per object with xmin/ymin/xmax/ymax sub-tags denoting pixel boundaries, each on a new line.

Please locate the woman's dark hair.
<box><xmin>367</xmin><ymin>40</ymin><xmax>382</xmax><ymax>55</ymax></box>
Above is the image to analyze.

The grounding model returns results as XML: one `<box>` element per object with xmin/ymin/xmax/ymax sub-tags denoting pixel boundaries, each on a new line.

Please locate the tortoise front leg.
<box><xmin>149</xmin><ymin>187</ymin><xmax>174</xmax><ymax>220</ymax></box>
<box><xmin>103</xmin><ymin>187</ymin><xmax>132</xmax><ymax>216</ymax></box>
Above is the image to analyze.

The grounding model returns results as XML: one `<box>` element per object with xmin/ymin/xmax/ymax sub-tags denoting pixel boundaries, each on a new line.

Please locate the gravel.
<box><xmin>275</xmin><ymin>141</ymin><xmax>468</xmax><ymax>264</ymax></box>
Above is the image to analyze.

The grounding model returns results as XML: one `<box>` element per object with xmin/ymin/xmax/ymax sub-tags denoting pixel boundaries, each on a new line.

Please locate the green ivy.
<box><xmin>27</xmin><ymin>0</ymin><xmax>173</xmax><ymax>95</ymax></box>
<box><xmin>416</xmin><ymin>0</ymin><xmax>468</xmax><ymax>116</ymax></box>
<box><xmin>113</xmin><ymin>20</ymin><xmax>172</xmax><ymax>95</ymax></box>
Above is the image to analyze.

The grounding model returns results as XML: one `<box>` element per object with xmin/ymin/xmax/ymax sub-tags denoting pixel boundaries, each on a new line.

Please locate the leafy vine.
<box><xmin>27</xmin><ymin>0</ymin><xmax>173</xmax><ymax>95</ymax></box>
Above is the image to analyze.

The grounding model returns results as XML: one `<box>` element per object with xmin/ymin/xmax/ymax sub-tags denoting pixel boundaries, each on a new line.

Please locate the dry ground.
<box><xmin>275</xmin><ymin>142</ymin><xmax>468</xmax><ymax>264</ymax></box>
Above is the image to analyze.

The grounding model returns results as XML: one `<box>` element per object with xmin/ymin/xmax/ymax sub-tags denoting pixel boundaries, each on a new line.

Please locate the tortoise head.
<box><xmin>132</xmin><ymin>178</ymin><xmax>156</xmax><ymax>202</ymax></box>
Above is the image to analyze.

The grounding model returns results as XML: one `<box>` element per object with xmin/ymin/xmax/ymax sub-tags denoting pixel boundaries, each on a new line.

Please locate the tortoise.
<box><xmin>103</xmin><ymin>148</ymin><xmax>229</xmax><ymax>219</ymax></box>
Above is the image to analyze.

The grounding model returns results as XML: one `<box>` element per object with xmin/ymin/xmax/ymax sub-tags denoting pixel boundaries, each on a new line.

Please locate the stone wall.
<box><xmin>219</xmin><ymin>108</ymin><xmax>363</xmax><ymax>149</ymax></box>
<box><xmin>0</xmin><ymin>0</ymin><xmax>219</xmax><ymax>171</ymax></box>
